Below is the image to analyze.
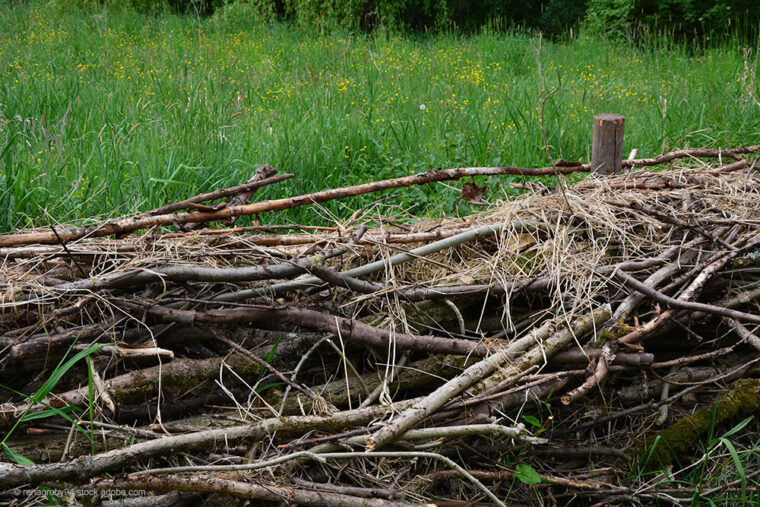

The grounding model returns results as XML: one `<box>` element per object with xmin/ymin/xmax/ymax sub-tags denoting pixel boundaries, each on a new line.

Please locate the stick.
<box><xmin>123</xmin><ymin>450</ymin><xmax>506</xmax><ymax>507</ymax></box>
<box><xmin>291</xmin><ymin>478</ymin><xmax>403</xmax><ymax>500</ymax></box>
<box><xmin>0</xmin><ymin>400</ymin><xmax>419</xmax><ymax>488</ymax></box>
<box><xmin>53</xmin><ymin>226</ymin><xmax>368</xmax><ymax>293</ymax></box>
<box><xmin>725</xmin><ymin>318</ymin><xmax>760</xmax><ymax>352</ymax></box>
<box><xmin>424</xmin><ymin>469</ymin><xmax>605</xmax><ymax>490</ymax></box>
<box><xmin>614</xmin><ymin>269</ymin><xmax>760</xmax><ymax>324</ymax></box>
<box><xmin>623</xmin><ymin>145</ymin><xmax>760</xmax><ymax>167</ymax></box>
<box><xmin>186</xmin><ymin>164</ymin><xmax>283</xmax><ymax>230</ymax></box>
<box><xmin>213</xmin><ymin>222</ymin><xmax>515</xmax><ymax>301</ymax></box>
<box><xmin>90</xmin><ymin>474</ymin><xmax>411</xmax><ymax>506</ymax></box>
<box><xmin>365</xmin><ymin>307</ymin><xmax>610</xmax><ymax>451</ymax></box>
<box><xmin>0</xmin><ymin>167</ymin><xmax>585</xmax><ymax>247</ymax></box>
<box><xmin>140</xmin><ymin>168</ymin><xmax>291</xmax><ymax>217</ymax></box>
<box><xmin>121</xmin><ymin>302</ymin><xmax>493</xmax><ymax>357</ymax></box>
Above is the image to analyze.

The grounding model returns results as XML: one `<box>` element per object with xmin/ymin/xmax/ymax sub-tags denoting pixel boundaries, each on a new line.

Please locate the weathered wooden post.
<box><xmin>591</xmin><ymin>113</ymin><xmax>625</xmax><ymax>174</ymax></box>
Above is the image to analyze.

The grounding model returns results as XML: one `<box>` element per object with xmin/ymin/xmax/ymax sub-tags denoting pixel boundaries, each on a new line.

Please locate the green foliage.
<box><xmin>41</xmin><ymin>0</ymin><xmax>760</xmax><ymax>41</ymax></box>
<box><xmin>514</xmin><ymin>463</ymin><xmax>543</xmax><ymax>485</ymax></box>
<box><xmin>585</xmin><ymin>0</ymin><xmax>633</xmax><ymax>36</ymax></box>
<box><xmin>0</xmin><ymin>339</ymin><xmax>109</xmax><ymax>465</ymax></box>
<box><xmin>213</xmin><ymin>0</ymin><xmax>276</xmax><ymax>29</ymax></box>
<box><xmin>584</xmin><ymin>0</ymin><xmax>760</xmax><ymax>42</ymax></box>
<box><xmin>635</xmin><ymin>0</ymin><xmax>758</xmax><ymax>33</ymax></box>
<box><xmin>47</xmin><ymin>0</ymin><xmax>224</xmax><ymax>15</ymax></box>
<box><xmin>1</xmin><ymin>2</ymin><xmax>759</xmax><ymax>230</ymax></box>
<box><xmin>283</xmin><ymin>0</ymin><xmax>364</xmax><ymax>30</ymax></box>
<box><xmin>639</xmin><ymin>379</ymin><xmax>760</xmax><ymax>469</ymax></box>
<box><xmin>636</xmin><ymin>416</ymin><xmax>760</xmax><ymax>504</ymax></box>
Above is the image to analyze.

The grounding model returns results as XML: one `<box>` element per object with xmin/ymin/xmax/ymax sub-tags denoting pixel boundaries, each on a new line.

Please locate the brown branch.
<box><xmin>0</xmin><ymin>400</ymin><xmax>418</xmax><ymax>488</ymax></box>
<box><xmin>188</xmin><ymin>164</ymin><xmax>284</xmax><ymax>230</ymax></box>
<box><xmin>614</xmin><ymin>269</ymin><xmax>760</xmax><ymax>325</ymax></box>
<box><xmin>0</xmin><ymin>165</ymin><xmax>588</xmax><ymax>247</ymax></box>
<box><xmin>120</xmin><ymin>301</ymin><xmax>493</xmax><ymax>357</ymax></box>
<box><xmin>139</xmin><ymin>165</ymin><xmax>288</xmax><ymax>216</ymax></box>
<box><xmin>90</xmin><ymin>473</ymin><xmax>412</xmax><ymax>506</ymax></box>
<box><xmin>560</xmin><ymin>344</ymin><xmax>617</xmax><ymax>405</ymax></box>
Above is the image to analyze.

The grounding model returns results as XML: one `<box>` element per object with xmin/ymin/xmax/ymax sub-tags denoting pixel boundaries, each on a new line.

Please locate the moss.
<box><xmin>511</xmin><ymin>249</ymin><xmax>541</xmax><ymax>273</ymax></box>
<box><xmin>597</xmin><ymin>321</ymin><xmax>635</xmax><ymax>344</ymax></box>
<box><xmin>638</xmin><ymin>378</ymin><xmax>760</xmax><ymax>469</ymax></box>
<box><xmin>730</xmin><ymin>256</ymin><xmax>760</xmax><ymax>269</ymax></box>
<box><xmin>307</xmin><ymin>254</ymin><xmax>323</xmax><ymax>269</ymax></box>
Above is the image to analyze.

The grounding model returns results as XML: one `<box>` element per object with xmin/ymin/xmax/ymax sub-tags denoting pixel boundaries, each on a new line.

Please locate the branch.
<box><xmin>365</xmin><ymin>307</ymin><xmax>611</xmax><ymax>451</ymax></box>
<box><xmin>0</xmin><ymin>400</ymin><xmax>418</xmax><ymax>488</ymax></box>
<box><xmin>90</xmin><ymin>474</ymin><xmax>410</xmax><ymax>506</ymax></box>
<box><xmin>140</xmin><ymin>166</ymin><xmax>290</xmax><ymax>217</ymax></box>
<box><xmin>623</xmin><ymin>145</ymin><xmax>760</xmax><ymax>167</ymax></box>
<box><xmin>122</xmin><ymin>302</ymin><xmax>493</xmax><ymax>357</ymax></box>
<box><xmin>0</xmin><ymin>167</ymin><xmax>585</xmax><ymax>247</ymax></box>
<box><xmin>614</xmin><ymin>269</ymin><xmax>760</xmax><ymax>325</ymax></box>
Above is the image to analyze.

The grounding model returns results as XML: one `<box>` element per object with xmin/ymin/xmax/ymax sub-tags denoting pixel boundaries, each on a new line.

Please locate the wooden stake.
<box><xmin>591</xmin><ymin>113</ymin><xmax>625</xmax><ymax>174</ymax></box>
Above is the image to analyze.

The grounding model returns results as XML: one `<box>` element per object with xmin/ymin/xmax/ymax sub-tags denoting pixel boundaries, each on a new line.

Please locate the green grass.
<box><xmin>636</xmin><ymin>416</ymin><xmax>760</xmax><ymax>504</ymax></box>
<box><xmin>0</xmin><ymin>2</ymin><xmax>759</xmax><ymax>231</ymax></box>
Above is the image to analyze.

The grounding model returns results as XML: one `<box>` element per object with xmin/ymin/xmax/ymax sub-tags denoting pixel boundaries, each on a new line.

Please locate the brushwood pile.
<box><xmin>1</xmin><ymin>147</ymin><xmax>760</xmax><ymax>505</ymax></box>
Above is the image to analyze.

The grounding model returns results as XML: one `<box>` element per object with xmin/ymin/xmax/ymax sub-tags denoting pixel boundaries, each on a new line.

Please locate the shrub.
<box><xmin>585</xmin><ymin>0</ymin><xmax>633</xmax><ymax>36</ymax></box>
<box><xmin>213</xmin><ymin>0</ymin><xmax>276</xmax><ymax>29</ymax></box>
<box><xmin>585</xmin><ymin>0</ymin><xmax>760</xmax><ymax>42</ymax></box>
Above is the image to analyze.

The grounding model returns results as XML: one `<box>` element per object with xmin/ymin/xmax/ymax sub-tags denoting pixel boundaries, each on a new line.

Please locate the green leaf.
<box><xmin>256</xmin><ymin>335</ymin><xmax>283</xmax><ymax>384</ymax></box>
<box><xmin>514</xmin><ymin>463</ymin><xmax>542</xmax><ymax>485</ymax></box>
<box><xmin>522</xmin><ymin>415</ymin><xmax>541</xmax><ymax>428</ymax></box>
<box><xmin>35</xmin><ymin>343</ymin><xmax>109</xmax><ymax>402</ymax></box>
<box><xmin>20</xmin><ymin>405</ymin><xmax>82</xmax><ymax>422</ymax></box>
<box><xmin>0</xmin><ymin>341</ymin><xmax>108</xmax><ymax>448</ymax></box>
<box><xmin>720</xmin><ymin>437</ymin><xmax>746</xmax><ymax>498</ymax></box>
<box><xmin>2</xmin><ymin>442</ymin><xmax>35</xmax><ymax>466</ymax></box>
<box><xmin>721</xmin><ymin>416</ymin><xmax>753</xmax><ymax>440</ymax></box>
<box><xmin>87</xmin><ymin>355</ymin><xmax>95</xmax><ymax>455</ymax></box>
<box><xmin>264</xmin><ymin>335</ymin><xmax>282</xmax><ymax>365</ymax></box>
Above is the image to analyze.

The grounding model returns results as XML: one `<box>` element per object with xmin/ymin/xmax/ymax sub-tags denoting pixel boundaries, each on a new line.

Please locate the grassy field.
<box><xmin>1</xmin><ymin>3</ymin><xmax>759</xmax><ymax>230</ymax></box>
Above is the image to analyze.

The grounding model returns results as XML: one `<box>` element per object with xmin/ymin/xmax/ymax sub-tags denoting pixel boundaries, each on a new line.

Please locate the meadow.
<box><xmin>1</xmin><ymin>2</ymin><xmax>759</xmax><ymax>230</ymax></box>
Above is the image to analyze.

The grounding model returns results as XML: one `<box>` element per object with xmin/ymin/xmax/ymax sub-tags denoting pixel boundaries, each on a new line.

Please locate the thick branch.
<box><xmin>123</xmin><ymin>302</ymin><xmax>493</xmax><ymax>357</ymax></box>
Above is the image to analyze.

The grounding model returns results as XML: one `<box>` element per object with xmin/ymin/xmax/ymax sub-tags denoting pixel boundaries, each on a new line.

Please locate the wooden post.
<box><xmin>591</xmin><ymin>113</ymin><xmax>625</xmax><ymax>175</ymax></box>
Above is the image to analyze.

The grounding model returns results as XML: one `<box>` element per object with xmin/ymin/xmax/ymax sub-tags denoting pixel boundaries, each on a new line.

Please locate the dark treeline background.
<box><xmin>123</xmin><ymin>0</ymin><xmax>760</xmax><ymax>41</ymax></box>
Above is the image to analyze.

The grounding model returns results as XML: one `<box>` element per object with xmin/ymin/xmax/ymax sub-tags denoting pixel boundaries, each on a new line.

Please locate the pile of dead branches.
<box><xmin>1</xmin><ymin>146</ymin><xmax>760</xmax><ymax>505</ymax></box>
